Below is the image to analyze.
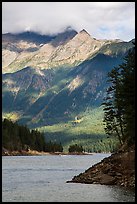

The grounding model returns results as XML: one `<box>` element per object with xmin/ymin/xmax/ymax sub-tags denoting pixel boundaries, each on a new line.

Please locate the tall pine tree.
<box><xmin>102</xmin><ymin>43</ymin><xmax>135</xmax><ymax>147</ymax></box>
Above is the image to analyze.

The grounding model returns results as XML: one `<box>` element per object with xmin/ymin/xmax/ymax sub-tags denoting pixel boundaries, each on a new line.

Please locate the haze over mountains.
<box><xmin>2</xmin><ymin>28</ymin><xmax>134</xmax><ymax>151</ymax></box>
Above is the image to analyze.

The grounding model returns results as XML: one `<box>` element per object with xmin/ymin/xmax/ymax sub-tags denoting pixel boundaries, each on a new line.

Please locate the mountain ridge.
<box><xmin>2</xmin><ymin>29</ymin><xmax>134</xmax><ymax>74</ymax></box>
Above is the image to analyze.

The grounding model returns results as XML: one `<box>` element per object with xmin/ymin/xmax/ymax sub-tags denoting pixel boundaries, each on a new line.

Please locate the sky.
<box><xmin>2</xmin><ymin>2</ymin><xmax>135</xmax><ymax>41</ymax></box>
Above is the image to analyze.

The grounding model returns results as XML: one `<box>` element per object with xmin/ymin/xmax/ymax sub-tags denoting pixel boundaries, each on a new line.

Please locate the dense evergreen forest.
<box><xmin>102</xmin><ymin>43</ymin><xmax>135</xmax><ymax>149</ymax></box>
<box><xmin>2</xmin><ymin>118</ymin><xmax>63</xmax><ymax>153</ymax></box>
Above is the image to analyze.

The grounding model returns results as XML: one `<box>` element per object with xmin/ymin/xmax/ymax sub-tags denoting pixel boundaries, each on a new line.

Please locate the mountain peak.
<box><xmin>79</xmin><ymin>29</ymin><xmax>90</xmax><ymax>36</ymax></box>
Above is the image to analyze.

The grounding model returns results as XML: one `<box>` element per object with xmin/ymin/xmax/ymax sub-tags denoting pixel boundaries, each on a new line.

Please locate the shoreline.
<box><xmin>2</xmin><ymin>148</ymin><xmax>94</xmax><ymax>156</ymax></box>
<box><xmin>67</xmin><ymin>148</ymin><xmax>135</xmax><ymax>189</ymax></box>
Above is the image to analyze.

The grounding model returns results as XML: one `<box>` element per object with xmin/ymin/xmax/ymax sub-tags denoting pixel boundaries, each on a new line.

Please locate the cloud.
<box><xmin>2</xmin><ymin>2</ymin><xmax>135</xmax><ymax>41</ymax></box>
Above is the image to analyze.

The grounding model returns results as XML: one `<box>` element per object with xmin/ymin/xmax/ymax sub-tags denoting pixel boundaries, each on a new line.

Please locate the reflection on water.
<box><xmin>2</xmin><ymin>154</ymin><xmax>135</xmax><ymax>202</ymax></box>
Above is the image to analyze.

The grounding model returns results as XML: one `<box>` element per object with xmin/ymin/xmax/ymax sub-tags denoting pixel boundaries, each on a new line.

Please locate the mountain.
<box><xmin>2</xmin><ymin>28</ymin><xmax>134</xmax><ymax>151</ymax></box>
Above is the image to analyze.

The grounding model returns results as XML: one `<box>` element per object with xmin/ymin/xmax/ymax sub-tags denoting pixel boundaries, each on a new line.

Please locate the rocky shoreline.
<box><xmin>67</xmin><ymin>148</ymin><xmax>135</xmax><ymax>189</ymax></box>
<box><xmin>2</xmin><ymin>148</ymin><xmax>49</xmax><ymax>156</ymax></box>
<box><xmin>2</xmin><ymin>148</ymin><xmax>92</xmax><ymax>156</ymax></box>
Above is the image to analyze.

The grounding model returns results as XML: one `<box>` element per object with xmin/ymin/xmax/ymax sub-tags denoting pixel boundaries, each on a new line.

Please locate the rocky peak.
<box><xmin>79</xmin><ymin>29</ymin><xmax>90</xmax><ymax>36</ymax></box>
<box><xmin>73</xmin><ymin>29</ymin><xmax>92</xmax><ymax>43</ymax></box>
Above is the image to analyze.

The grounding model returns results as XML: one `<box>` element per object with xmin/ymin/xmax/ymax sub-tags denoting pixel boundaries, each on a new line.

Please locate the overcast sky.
<box><xmin>2</xmin><ymin>2</ymin><xmax>135</xmax><ymax>41</ymax></box>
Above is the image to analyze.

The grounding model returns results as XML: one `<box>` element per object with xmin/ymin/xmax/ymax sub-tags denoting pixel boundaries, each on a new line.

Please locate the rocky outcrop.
<box><xmin>67</xmin><ymin>148</ymin><xmax>135</xmax><ymax>189</ymax></box>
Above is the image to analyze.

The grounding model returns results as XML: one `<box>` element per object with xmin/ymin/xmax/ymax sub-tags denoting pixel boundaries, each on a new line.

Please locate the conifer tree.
<box><xmin>102</xmin><ymin>43</ymin><xmax>135</xmax><ymax>147</ymax></box>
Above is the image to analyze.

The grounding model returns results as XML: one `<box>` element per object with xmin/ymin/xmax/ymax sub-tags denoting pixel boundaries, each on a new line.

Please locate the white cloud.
<box><xmin>2</xmin><ymin>2</ymin><xmax>135</xmax><ymax>41</ymax></box>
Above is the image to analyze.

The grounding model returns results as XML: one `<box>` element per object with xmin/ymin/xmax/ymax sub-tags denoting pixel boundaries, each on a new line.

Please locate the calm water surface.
<box><xmin>2</xmin><ymin>154</ymin><xmax>135</xmax><ymax>202</ymax></box>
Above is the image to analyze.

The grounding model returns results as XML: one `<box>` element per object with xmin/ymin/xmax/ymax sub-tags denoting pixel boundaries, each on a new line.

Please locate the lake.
<box><xmin>2</xmin><ymin>154</ymin><xmax>135</xmax><ymax>202</ymax></box>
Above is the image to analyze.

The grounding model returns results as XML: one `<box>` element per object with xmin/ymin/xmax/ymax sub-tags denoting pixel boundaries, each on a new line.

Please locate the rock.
<box><xmin>67</xmin><ymin>149</ymin><xmax>135</xmax><ymax>189</ymax></box>
<box><xmin>2</xmin><ymin>147</ymin><xmax>10</xmax><ymax>156</ymax></box>
<box><xmin>97</xmin><ymin>174</ymin><xmax>116</xmax><ymax>185</ymax></box>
